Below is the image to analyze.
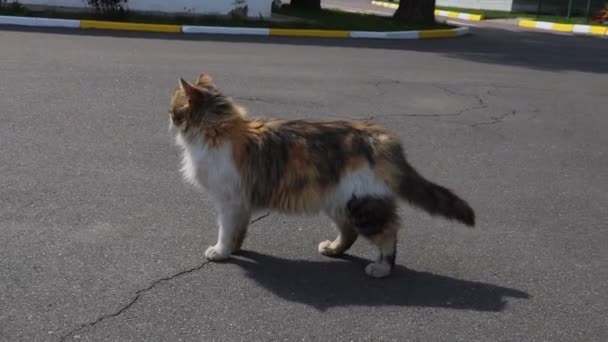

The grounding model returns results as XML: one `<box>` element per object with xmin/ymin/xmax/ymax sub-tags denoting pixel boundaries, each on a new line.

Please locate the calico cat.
<box><xmin>169</xmin><ymin>74</ymin><xmax>475</xmax><ymax>278</ymax></box>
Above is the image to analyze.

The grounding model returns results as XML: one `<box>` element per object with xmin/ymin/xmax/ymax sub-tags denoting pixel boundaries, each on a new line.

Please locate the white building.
<box><xmin>18</xmin><ymin>0</ymin><xmax>273</xmax><ymax>19</ymax></box>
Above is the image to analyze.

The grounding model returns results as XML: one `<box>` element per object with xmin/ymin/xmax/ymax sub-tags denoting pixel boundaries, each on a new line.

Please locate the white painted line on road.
<box><xmin>0</xmin><ymin>15</ymin><xmax>80</xmax><ymax>28</ymax></box>
<box><xmin>182</xmin><ymin>26</ymin><xmax>270</xmax><ymax>35</ymax></box>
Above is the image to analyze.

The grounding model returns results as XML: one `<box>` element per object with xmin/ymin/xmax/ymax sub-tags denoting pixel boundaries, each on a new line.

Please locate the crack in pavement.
<box><xmin>250</xmin><ymin>212</ymin><xmax>271</xmax><ymax>225</ymax></box>
<box><xmin>237</xmin><ymin>85</ymin><xmax>495</xmax><ymax>125</ymax></box>
<box><xmin>59</xmin><ymin>213</ymin><xmax>272</xmax><ymax>341</ymax></box>
<box><xmin>225</xmin><ymin>85</ymin><xmax>515</xmax><ymax>128</ymax></box>
<box><xmin>235</xmin><ymin>96</ymin><xmax>324</xmax><ymax>109</ymax></box>
<box><xmin>359</xmin><ymin>85</ymin><xmax>490</xmax><ymax>122</ymax></box>
<box><xmin>470</xmin><ymin>110</ymin><xmax>517</xmax><ymax>128</ymax></box>
<box><xmin>360</xmin><ymin>99</ymin><xmax>488</xmax><ymax>121</ymax></box>
<box><xmin>366</xmin><ymin>79</ymin><xmax>402</xmax><ymax>97</ymax></box>
<box><xmin>235</xmin><ymin>96</ymin><xmax>282</xmax><ymax>105</ymax></box>
<box><xmin>59</xmin><ymin>261</ymin><xmax>211</xmax><ymax>341</ymax></box>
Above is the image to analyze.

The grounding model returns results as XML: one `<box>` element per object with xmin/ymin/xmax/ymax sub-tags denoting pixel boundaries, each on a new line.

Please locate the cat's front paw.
<box><xmin>205</xmin><ymin>245</ymin><xmax>230</xmax><ymax>261</ymax></box>
<box><xmin>318</xmin><ymin>240</ymin><xmax>342</xmax><ymax>257</ymax></box>
<box><xmin>364</xmin><ymin>262</ymin><xmax>392</xmax><ymax>278</ymax></box>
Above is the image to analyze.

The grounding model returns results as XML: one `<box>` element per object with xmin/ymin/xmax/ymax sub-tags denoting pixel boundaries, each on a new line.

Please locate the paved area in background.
<box><xmin>1</xmin><ymin>23</ymin><xmax>607</xmax><ymax>341</ymax></box>
<box><xmin>324</xmin><ymin>0</ymin><xmax>608</xmax><ymax>37</ymax></box>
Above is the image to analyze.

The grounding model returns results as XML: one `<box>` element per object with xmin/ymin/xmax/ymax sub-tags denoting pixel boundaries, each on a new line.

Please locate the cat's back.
<box><xmin>235</xmin><ymin>118</ymin><xmax>404</xmax><ymax>212</ymax></box>
<box><xmin>253</xmin><ymin>118</ymin><xmax>398</xmax><ymax>148</ymax></box>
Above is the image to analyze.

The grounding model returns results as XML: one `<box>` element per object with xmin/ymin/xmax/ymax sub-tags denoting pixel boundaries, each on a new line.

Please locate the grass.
<box><xmin>275</xmin><ymin>7</ymin><xmax>450</xmax><ymax>31</ymax></box>
<box><xmin>0</xmin><ymin>2</ymin><xmax>452</xmax><ymax>31</ymax></box>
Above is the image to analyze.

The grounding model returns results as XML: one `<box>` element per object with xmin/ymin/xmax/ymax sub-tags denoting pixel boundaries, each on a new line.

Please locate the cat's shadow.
<box><xmin>227</xmin><ymin>250</ymin><xmax>530</xmax><ymax>312</ymax></box>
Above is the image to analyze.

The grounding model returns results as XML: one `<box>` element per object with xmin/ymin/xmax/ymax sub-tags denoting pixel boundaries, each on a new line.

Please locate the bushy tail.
<box><xmin>397</xmin><ymin>165</ymin><xmax>475</xmax><ymax>227</ymax></box>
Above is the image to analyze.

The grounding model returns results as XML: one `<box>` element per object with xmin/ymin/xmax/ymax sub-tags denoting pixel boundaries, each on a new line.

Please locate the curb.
<box><xmin>435</xmin><ymin>9</ymin><xmax>483</xmax><ymax>21</ymax></box>
<box><xmin>370</xmin><ymin>1</ymin><xmax>483</xmax><ymax>21</ymax></box>
<box><xmin>0</xmin><ymin>15</ymin><xmax>469</xmax><ymax>39</ymax></box>
<box><xmin>370</xmin><ymin>1</ymin><xmax>398</xmax><ymax>10</ymax></box>
<box><xmin>80</xmin><ymin>19</ymin><xmax>180</xmax><ymax>32</ymax></box>
<box><xmin>519</xmin><ymin>19</ymin><xmax>607</xmax><ymax>36</ymax></box>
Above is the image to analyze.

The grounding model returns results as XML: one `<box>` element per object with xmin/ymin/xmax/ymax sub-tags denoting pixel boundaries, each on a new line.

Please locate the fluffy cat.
<box><xmin>169</xmin><ymin>74</ymin><xmax>475</xmax><ymax>278</ymax></box>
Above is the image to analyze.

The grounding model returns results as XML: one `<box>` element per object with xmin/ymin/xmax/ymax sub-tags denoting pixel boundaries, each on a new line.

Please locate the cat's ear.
<box><xmin>196</xmin><ymin>73</ymin><xmax>213</xmax><ymax>86</ymax></box>
<box><xmin>179</xmin><ymin>78</ymin><xmax>203</xmax><ymax>105</ymax></box>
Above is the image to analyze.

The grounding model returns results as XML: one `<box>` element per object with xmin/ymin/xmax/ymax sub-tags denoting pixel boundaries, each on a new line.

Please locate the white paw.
<box><xmin>365</xmin><ymin>263</ymin><xmax>392</xmax><ymax>278</ymax></box>
<box><xmin>318</xmin><ymin>240</ymin><xmax>342</xmax><ymax>257</ymax></box>
<box><xmin>205</xmin><ymin>245</ymin><xmax>230</xmax><ymax>261</ymax></box>
<box><xmin>318</xmin><ymin>240</ymin><xmax>333</xmax><ymax>254</ymax></box>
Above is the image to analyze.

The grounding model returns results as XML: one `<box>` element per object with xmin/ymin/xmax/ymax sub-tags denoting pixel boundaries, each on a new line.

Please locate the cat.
<box><xmin>169</xmin><ymin>73</ymin><xmax>475</xmax><ymax>278</ymax></box>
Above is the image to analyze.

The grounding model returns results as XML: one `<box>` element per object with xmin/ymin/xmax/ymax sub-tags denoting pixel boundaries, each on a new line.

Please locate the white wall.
<box><xmin>436</xmin><ymin>0</ymin><xmax>513</xmax><ymax>11</ymax></box>
<box><xmin>19</xmin><ymin>0</ymin><xmax>272</xmax><ymax>18</ymax></box>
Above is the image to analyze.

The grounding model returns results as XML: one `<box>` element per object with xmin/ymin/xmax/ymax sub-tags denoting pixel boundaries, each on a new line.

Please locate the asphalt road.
<box><xmin>1</xmin><ymin>22</ymin><xmax>607</xmax><ymax>342</ymax></box>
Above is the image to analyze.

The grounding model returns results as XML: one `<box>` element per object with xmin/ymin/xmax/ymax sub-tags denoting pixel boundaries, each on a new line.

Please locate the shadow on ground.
<box><xmin>2</xmin><ymin>25</ymin><xmax>607</xmax><ymax>73</ymax></box>
<box><xmin>228</xmin><ymin>250</ymin><xmax>530</xmax><ymax>312</ymax></box>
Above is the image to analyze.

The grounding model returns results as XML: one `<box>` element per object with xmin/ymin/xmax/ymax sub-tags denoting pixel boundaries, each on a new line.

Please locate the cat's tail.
<box><xmin>395</xmin><ymin>163</ymin><xmax>475</xmax><ymax>227</ymax></box>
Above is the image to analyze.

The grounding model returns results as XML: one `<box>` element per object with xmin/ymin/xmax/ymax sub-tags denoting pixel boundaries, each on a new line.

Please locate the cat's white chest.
<box><xmin>178</xmin><ymin>136</ymin><xmax>241</xmax><ymax>201</ymax></box>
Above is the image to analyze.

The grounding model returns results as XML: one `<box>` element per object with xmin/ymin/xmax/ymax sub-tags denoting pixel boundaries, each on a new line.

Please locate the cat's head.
<box><xmin>169</xmin><ymin>74</ymin><xmax>245</xmax><ymax>133</ymax></box>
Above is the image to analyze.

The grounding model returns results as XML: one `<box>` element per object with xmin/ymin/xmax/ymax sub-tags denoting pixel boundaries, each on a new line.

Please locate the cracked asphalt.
<box><xmin>1</xmin><ymin>23</ymin><xmax>607</xmax><ymax>342</ymax></box>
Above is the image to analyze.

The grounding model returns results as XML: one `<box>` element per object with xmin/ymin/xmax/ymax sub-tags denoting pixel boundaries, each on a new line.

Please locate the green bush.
<box><xmin>0</xmin><ymin>0</ymin><xmax>27</xmax><ymax>14</ymax></box>
<box><xmin>86</xmin><ymin>0</ymin><xmax>128</xmax><ymax>17</ymax></box>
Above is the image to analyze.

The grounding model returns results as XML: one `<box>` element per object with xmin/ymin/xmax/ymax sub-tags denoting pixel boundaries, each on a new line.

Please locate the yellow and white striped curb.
<box><xmin>0</xmin><ymin>15</ymin><xmax>80</xmax><ymax>28</ymax></box>
<box><xmin>434</xmin><ymin>9</ymin><xmax>483</xmax><ymax>21</ymax></box>
<box><xmin>80</xmin><ymin>20</ymin><xmax>180</xmax><ymax>32</ymax></box>
<box><xmin>371</xmin><ymin>0</ymin><xmax>399</xmax><ymax>10</ymax></box>
<box><xmin>371</xmin><ymin>1</ymin><xmax>483</xmax><ymax>21</ymax></box>
<box><xmin>0</xmin><ymin>15</ymin><xmax>469</xmax><ymax>39</ymax></box>
<box><xmin>519</xmin><ymin>20</ymin><xmax>607</xmax><ymax>36</ymax></box>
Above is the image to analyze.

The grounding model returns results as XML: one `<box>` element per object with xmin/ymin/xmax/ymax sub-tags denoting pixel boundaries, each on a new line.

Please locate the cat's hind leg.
<box><xmin>346</xmin><ymin>195</ymin><xmax>399</xmax><ymax>278</ymax></box>
<box><xmin>205</xmin><ymin>202</ymin><xmax>251</xmax><ymax>261</ymax></box>
<box><xmin>319</xmin><ymin>212</ymin><xmax>358</xmax><ymax>257</ymax></box>
<box><xmin>364</xmin><ymin>228</ymin><xmax>398</xmax><ymax>278</ymax></box>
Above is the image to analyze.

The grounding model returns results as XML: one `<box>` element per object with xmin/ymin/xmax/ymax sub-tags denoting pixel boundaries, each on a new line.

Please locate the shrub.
<box><xmin>86</xmin><ymin>0</ymin><xmax>128</xmax><ymax>17</ymax></box>
<box><xmin>0</xmin><ymin>0</ymin><xmax>27</xmax><ymax>14</ymax></box>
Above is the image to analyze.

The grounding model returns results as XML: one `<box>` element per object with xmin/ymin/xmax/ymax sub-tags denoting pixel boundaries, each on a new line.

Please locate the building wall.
<box><xmin>436</xmin><ymin>0</ymin><xmax>514</xmax><ymax>11</ymax></box>
<box><xmin>19</xmin><ymin>0</ymin><xmax>272</xmax><ymax>18</ymax></box>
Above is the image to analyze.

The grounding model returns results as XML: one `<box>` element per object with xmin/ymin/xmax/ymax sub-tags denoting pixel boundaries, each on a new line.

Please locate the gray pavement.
<box><xmin>1</xmin><ymin>23</ymin><xmax>607</xmax><ymax>342</ymax></box>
